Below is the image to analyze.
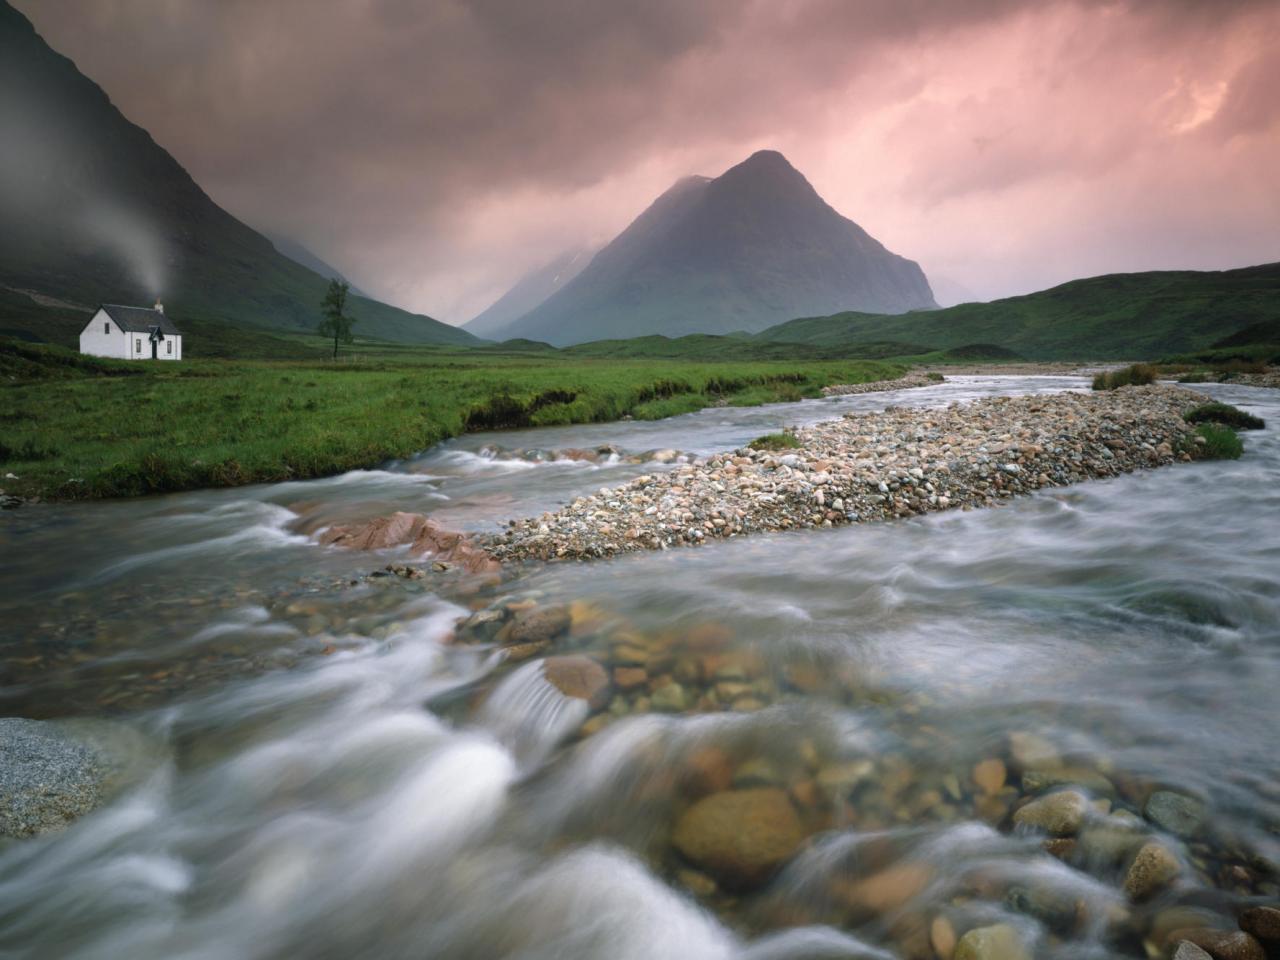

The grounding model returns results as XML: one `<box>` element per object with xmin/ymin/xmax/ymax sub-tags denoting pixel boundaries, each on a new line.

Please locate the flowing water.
<box><xmin>1</xmin><ymin>376</ymin><xmax>1277</xmax><ymax>959</ymax></box>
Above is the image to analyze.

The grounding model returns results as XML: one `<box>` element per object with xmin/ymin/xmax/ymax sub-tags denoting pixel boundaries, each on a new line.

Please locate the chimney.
<box><xmin>153</xmin><ymin>300</ymin><xmax>164</xmax><ymax>315</ymax></box>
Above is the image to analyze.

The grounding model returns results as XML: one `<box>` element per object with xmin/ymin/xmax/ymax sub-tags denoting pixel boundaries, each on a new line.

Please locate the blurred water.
<box><xmin>0</xmin><ymin>377</ymin><xmax>1276</xmax><ymax>959</ymax></box>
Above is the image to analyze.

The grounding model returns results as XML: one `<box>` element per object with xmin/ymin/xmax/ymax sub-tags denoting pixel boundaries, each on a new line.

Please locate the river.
<box><xmin>1</xmin><ymin>375</ymin><xmax>1277</xmax><ymax>959</ymax></box>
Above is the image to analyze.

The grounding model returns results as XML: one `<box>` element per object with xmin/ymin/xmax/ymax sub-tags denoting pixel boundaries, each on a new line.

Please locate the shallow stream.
<box><xmin>1</xmin><ymin>376</ymin><xmax>1277</xmax><ymax>959</ymax></box>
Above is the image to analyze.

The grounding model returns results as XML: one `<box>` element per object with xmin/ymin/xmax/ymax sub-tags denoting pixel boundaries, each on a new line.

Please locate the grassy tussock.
<box><xmin>1184</xmin><ymin>402</ymin><xmax>1265</xmax><ymax>431</ymax></box>
<box><xmin>748</xmin><ymin>432</ymin><xmax>802</xmax><ymax>452</ymax></box>
<box><xmin>1182</xmin><ymin>423</ymin><xmax>1244</xmax><ymax>460</ymax></box>
<box><xmin>1092</xmin><ymin>364</ymin><xmax>1157</xmax><ymax>390</ymax></box>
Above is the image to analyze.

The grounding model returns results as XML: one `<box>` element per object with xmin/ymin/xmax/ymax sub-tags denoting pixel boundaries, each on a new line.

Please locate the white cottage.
<box><xmin>79</xmin><ymin>302</ymin><xmax>183</xmax><ymax>360</ymax></box>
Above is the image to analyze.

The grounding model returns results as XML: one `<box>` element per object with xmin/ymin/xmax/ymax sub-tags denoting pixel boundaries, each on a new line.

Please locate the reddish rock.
<box><xmin>1168</xmin><ymin>930</ymin><xmax>1266</xmax><ymax>960</ymax></box>
<box><xmin>612</xmin><ymin>666</ymin><xmax>647</xmax><ymax>690</ymax></box>
<box><xmin>1238</xmin><ymin>906</ymin><xmax>1280</xmax><ymax>946</ymax></box>
<box><xmin>317</xmin><ymin>511</ymin><xmax>500</xmax><ymax>573</ymax></box>
<box><xmin>543</xmin><ymin>656</ymin><xmax>610</xmax><ymax>710</ymax></box>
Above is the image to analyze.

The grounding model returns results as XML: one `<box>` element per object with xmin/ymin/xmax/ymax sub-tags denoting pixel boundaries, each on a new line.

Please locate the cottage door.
<box><xmin>152</xmin><ymin>339</ymin><xmax>158</xmax><ymax>359</ymax></box>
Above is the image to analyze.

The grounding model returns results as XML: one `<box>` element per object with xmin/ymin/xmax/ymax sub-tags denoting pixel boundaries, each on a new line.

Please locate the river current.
<box><xmin>1</xmin><ymin>376</ymin><xmax>1277</xmax><ymax>959</ymax></box>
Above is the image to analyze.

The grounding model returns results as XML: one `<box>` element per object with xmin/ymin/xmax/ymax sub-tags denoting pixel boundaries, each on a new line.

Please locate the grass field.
<box><xmin>0</xmin><ymin>341</ymin><xmax>901</xmax><ymax>500</ymax></box>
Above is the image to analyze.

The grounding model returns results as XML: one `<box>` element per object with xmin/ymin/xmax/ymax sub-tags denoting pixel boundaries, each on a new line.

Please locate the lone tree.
<box><xmin>319</xmin><ymin>279</ymin><xmax>355</xmax><ymax>359</ymax></box>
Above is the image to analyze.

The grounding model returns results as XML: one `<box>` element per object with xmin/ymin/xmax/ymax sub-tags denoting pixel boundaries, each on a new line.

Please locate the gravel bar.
<box><xmin>486</xmin><ymin>385</ymin><xmax>1206</xmax><ymax>563</ymax></box>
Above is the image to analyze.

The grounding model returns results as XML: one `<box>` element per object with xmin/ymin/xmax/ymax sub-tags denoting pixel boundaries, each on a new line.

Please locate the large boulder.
<box><xmin>1013</xmin><ymin>790</ymin><xmax>1090</xmax><ymax>836</ymax></box>
<box><xmin>317</xmin><ymin>512</ymin><xmax>500</xmax><ymax>573</ymax></box>
<box><xmin>671</xmin><ymin>788</ymin><xmax>806</xmax><ymax>890</ymax></box>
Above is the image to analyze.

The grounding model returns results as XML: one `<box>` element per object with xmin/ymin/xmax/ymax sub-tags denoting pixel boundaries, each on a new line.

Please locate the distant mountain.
<box><xmin>465</xmin><ymin>247</ymin><xmax>595</xmax><ymax>338</ymax></box>
<box><xmin>0</xmin><ymin>3</ymin><xmax>475</xmax><ymax>347</ymax></box>
<box><xmin>756</xmin><ymin>262</ymin><xmax>1280</xmax><ymax>360</ymax></box>
<box><xmin>265</xmin><ymin>233</ymin><xmax>369</xmax><ymax>299</ymax></box>
<box><xmin>491</xmin><ymin>150</ymin><xmax>936</xmax><ymax>345</ymax></box>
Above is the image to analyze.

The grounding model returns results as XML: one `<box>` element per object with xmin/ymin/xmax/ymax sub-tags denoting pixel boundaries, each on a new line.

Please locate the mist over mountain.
<box><xmin>465</xmin><ymin>247</ymin><xmax>595</xmax><ymax>338</ymax></box>
<box><xmin>264</xmin><ymin>233</ymin><xmax>369</xmax><ymax>299</ymax></box>
<box><xmin>0</xmin><ymin>2</ymin><xmax>473</xmax><ymax>346</ymax></box>
<box><xmin>491</xmin><ymin>150</ymin><xmax>936</xmax><ymax>345</ymax></box>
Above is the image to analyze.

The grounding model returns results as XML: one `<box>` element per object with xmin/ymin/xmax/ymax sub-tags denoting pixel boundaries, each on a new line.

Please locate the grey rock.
<box><xmin>1145</xmin><ymin>790</ymin><xmax>1206</xmax><ymax>838</ymax></box>
<box><xmin>1173</xmin><ymin>942</ymin><xmax>1214</xmax><ymax>960</ymax></box>
<box><xmin>0</xmin><ymin>718</ymin><xmax>107</xmax><ymax>839</ymax></box>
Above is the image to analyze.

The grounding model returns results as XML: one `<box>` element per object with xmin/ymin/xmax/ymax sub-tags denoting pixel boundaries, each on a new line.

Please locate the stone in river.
<box><xmin>1123</xmin><ymin>841</ymin><xmax>1181</xmax><ymax>900</ymax></box>
<box><xmin>671</xmin><ymin>788</ymin><xmax>806</xmax><ymax>890</ymax></box>
<box><xmin>612</xmin><ymin>666</ymin><xmax>647</xmax><ymax>690</ymax></box>
<box><xmin>1238</xmin><ymin>906</ymin><xmax>1280</xmax><ymax>946</ymax></box>
<box><xmin>543</xmin><ymin>656</ymin><xmax>611</xmax><ymax>710</ymax></box>
<box><xmin>1168</xmin><ymin>930</ymin><xmax>1266</xmax><ymax>960</ymax></box>
<box><xmin>501</xmin><ymin>605</ymin><xmax>571</xmax><ymax>645</ymax></box>
<box><xmin>1144</xmin><ymin>790</ymin><xmax>1207</xmax><ymax>838</ymax></box>
<box><xmin>1021</xmin><ymin>766</ymin><xmax>1114</xmax><ymax>796</ymax></box>
<box><xmin>972</xmin><ymin>758</ymin><xmax>1007</xmax><ymax>795</ymax></box>
<box><xmin>954</xmin><ymin>923</ymin><xmax>1031</xmax><ymax>960</ymax></box>
<box><xmin>1013</xmin><ymin>790</ymin><xmax>1090</xmax><ymax>836</ymax></box>
<box><xmin>0</xmin><ymin>718</ymin><xmax>106</xmax><ymax>838</ymax></box>
<box><xmin>650</xmin><ymin>682</ymin><xmax>687</xmax><ymax>713</ymax></box>
<box><xmin>1172</xmin><ymin>943</ymin><xmax>1214</xmax><ymax>960</ymax></box>
<box><xmin>1009</xmin><ymin>732</ymin><xmax>1061</xmax><ymax>771</ymax></box>
<box><xmin>931</xmin><ymin>915</ymin><xmax>958</xmax><ymax>960</ymax></box>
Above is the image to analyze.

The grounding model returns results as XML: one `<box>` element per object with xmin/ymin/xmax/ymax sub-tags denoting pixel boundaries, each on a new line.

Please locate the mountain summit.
<box><xmin>491</xmin><ymin>150</ymin><xmax>936</xmax><ymax>345</ymax></box>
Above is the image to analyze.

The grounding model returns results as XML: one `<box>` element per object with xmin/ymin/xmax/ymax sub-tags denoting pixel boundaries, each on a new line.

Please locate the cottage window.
<box><xmin>104</xmin><ymin>322</ymin><xmax>110</xmax><ymax>334</ymax></box>
<box><xmin>136</xmin><ymin>338</ymin><xmax>142</xmax><ymax>352</ymax></box>
<box><xmin>167</xmin><ymin>340</ymin><xmax>173</xmax><ymax>355</ymax></box>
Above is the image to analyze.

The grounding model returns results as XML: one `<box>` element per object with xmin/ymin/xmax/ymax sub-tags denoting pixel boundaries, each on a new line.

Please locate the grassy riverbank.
<box><xmin>0</xmin><ymin>342</ymin><xmax>902</xmax><ymax>500</ymax></box>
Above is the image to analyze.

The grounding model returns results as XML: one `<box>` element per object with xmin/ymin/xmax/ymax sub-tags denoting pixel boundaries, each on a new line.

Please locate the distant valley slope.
<box><xmin>757</xmin><ymin>262</ymin><xmax>1280</xmax><ymax>360</ymax></box>
<box><xmin>465</xmin><ymin>248</ymin><xmax>595</xmax><ymax>338</ymax></box>
<box><xmin>0</xmin><ymin>2</ymin><xmax>474</xmax><ymax>346</ymax></box>
<box><xmin>492</xmin><ymin>150</ymin><xmax>936</xmax><ymax>345</ymax></box>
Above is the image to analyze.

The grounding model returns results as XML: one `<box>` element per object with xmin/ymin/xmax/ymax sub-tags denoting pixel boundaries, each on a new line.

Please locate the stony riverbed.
<box><xmin>488</xmin><ymin>385</ymin><xmax>1204</xmax><ymax>563</ymax></box>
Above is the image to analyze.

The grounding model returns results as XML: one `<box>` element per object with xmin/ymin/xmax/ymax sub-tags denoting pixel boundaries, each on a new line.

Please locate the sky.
<box><xmin>15</xmin><ymin>0</ymin><xmax>1280</xmax><ymax>323</ymax></box>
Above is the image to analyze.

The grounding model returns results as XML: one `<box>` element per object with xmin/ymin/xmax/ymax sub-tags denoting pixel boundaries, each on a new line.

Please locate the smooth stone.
<box><xmin>1022</xmin><ymin>766</ymin><xmax>1114</xmax><ymax>796</ymax></box>
<box><xmin>1145</xmin><ymin>790</ymin><xmax>1207</xmax><ymax>838</ymax></box>
<box><xmin>732</xmin><ymin>758</ymin><xmax>782</xmax><ymax>788</ymax></box>
<box><xmin>954</xmin><ymin>923</ymin><xmax>1031</xmax><ymax>960</ymax></box>
<box><xmin>543</xmin><ymin>656</ymin><xmax>611</xmax><ymax>710</ymax></box>
<box><xmin>1009</xmin><ymin>732</ymin><xmax>1061</xmax><ymax>771</ymax></box>
<box><xmin>841</xmin><ymin>861</ymin><xmax>934</xmax><ymax>915</ymax></box>
<box><xmin>1172</xmin><ymin>943</ymin><xmax>1214</xmax><ymax>960</ymax></box>
<box><xmin>1238</xmin><ymin>906</ymin><xmax>1280</xmax><ymax>944</ymax></box>
<box><xmin>671</xmin><ymin>788</ymin><xmax>806</xmax><ymax>890</ymax></box>
<box><xmin>1124</xmin><ymin>841</ymin><xmax>1181</xmax><ymax>900</ymax></box>
<box><xmin>931</xmin><ymin>915</ymin><xmax>958</xmax><ymax>960</ymax></box>
<box><xmin>501</xmin><ymin>605</ymin><xmax>571</xmax><ymax>645</ymax></box>
<box><xmin>1168</xmin><ymin>930</ymin><xmax>1266</xmax><ymax>960</ymax></box>
<box><xmin>1013</xmin><ymin>790</ymin><xmax>1090</xmax><ymax>836</ymax></box>
<box><xmin>973</xmin><ymin>758</ymin><xmax>1007</xmax><ymax>795</ymax></box>
<box><xmin>650</xmin><ymin>682</ymin><xmax>687</xmax><ymax>713</ymax></box>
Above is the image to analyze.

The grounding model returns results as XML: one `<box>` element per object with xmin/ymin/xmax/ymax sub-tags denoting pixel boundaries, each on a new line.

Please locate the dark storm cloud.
<box><xmin>12</xmin><ymin>0</ymin><xmax>1280</xmax><ymax>319</ymax></box>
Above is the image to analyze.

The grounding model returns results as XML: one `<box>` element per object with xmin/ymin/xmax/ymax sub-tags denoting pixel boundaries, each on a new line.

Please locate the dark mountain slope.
<box><xmin>0</xmin><ymin>3</ymin><xmax>474</xmax><ymax>346</ymax></box>
<box><xmin>757</xmin><ymin>262</ymin><xmax>1280</xmax><ymax>360</ymax></box>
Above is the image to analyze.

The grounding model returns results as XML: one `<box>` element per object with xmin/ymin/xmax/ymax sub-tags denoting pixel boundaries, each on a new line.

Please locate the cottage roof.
<box><xmin>100</xmin><ymin>304</ymin><xmax>182</xmax><ymax>336</ymax></box>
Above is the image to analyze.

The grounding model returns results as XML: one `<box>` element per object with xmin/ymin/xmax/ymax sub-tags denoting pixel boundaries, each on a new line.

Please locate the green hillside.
<box><xmin>0</xmin><ymin>3</ymin><xmax>475</xmax><ymax>348</ymax></box>
<box><xmin>758</xmin><ymin>262</ymin><xmax>1280</xmax><ymax>360</ymax></box>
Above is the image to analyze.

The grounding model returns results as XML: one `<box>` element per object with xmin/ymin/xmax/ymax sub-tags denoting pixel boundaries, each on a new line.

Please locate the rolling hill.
<box><xmin>491</xmin><ymin>150</ymin><xmax>935</xmax><ymax>345</ymax></box>
<box><xmin>0</xmin><ymin>2</ymin><xmax>475</xmax><ymax>347</ymax></box>
<box><xmin>758</xmin><ymin>262</ymin><xmax>1280</xmax><ymax>360</ymax></box>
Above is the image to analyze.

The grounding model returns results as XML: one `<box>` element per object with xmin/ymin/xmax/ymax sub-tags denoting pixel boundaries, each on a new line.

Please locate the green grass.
<box><xmin>757</xmin><ymin>262</ymin><xmax>1280</xmax><ymax>360</ymax></box>
<box><xmin>1092</xmin><ymin>364</ymin><xmax>1157</xmax><ymax>390</ymax></box>
<box><xmin>747</xmin><ymin>432</ymin><xmax>801</xmax><ymax>452</ymax></box>
<box><xmin>1183</xmin><ymin>423</ymin><xmax>1244</xmax><ymax>460</ymax></box>
<box><xmin>0</xmin><ymin>349</ymin><xmax>902</xmax><ymax>499</ymax></box>
<box><xmin>1184</xmin><ymin>403</ymin><xmax>1265</xmax><ymax>430</ymax></box>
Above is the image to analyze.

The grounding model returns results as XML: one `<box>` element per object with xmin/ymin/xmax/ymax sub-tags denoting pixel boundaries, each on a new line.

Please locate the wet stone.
<box><xmin>543</xmin><ymin>656</ymin><xmax>610</xmax><ymax>710</ymax></box>
<box><xmin>671</xmin><ymin>788</ymin><xmax>806</xmax><ymax>891</ymax></box>
<box><xmin>500</xmin><ymin>605</ymin><xmax>571</xmax><ymax>645</ymax></box>
<box><xmin>1013</xmin><ymin>789</ymin><xmax>1090</xmax><ymax>836</ymax></box>
<box><xmin>1145</xmin><ymin>790</ymin><xmax>1207</xmax><ymax>838</ymax></box>
<box><xmin>0</xmin><ymin>719</ymin><xmax>106</xmax><ymax>839</ymax></box>
<box><xmin>1238</xmin><ymin>906</ymin><xmax>1280</xmax><ymax>945</ymax></box>
<box><xmin>1124</xmin><ymin>841</ymin><xmax>1181</xmax><ymax>900</ymax></box>
<box><xmin>1169</xmin><ymin>930</ymin><xmax>1266</xmax><ymax>960</ymax></box>
<box><xmin>954</xmin><ymin>923</ymin><xmax>1031</xmax><ymax>960</ymax></box>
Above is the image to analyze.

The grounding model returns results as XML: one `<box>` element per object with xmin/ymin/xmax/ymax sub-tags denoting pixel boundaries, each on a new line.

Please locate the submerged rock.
<box><xmin>1238</xmin><ymin>906</ymin><xmax>1280</xmax><ymax>946</ymax></box>
<box><xmin>1013</xmin><ymin>790</ymin><xmax>1090</xmax><ymax>836</ymax></box>
<box><xmin>0</xmin><ymin>719</ymin><xmax>106</xmax><ymax>839</ymax></box>
<box><xmin>1168</xmin><ymin>929</ymin><xmax>1266</xmax><ymax>960</ymax></box>
<box><xmin>1145</xmin><ymin>790</ymin><xmax>1207</xmax><ymax>838</ymax></box>
<box><xmin>1124</xmin><ymin>841</ymin><xmax>1181</xmax><ymax>900</ymax></box>
<box><xmin>0</xmin><ymin>718</ymin><xmax>156</xmax><ymax>840</ymax></box>
<box><xmin>543</xmin><ymin>656</ymin><xmax>610</xmax><ymax>710</ymax></box>
<box><xmin>671</xmin><ymin>788</ymin><xmax>806</xmax><ymax>890</ymax></box>
<box><xmin>954</xmin><ymin>923</ymin><xmax>1031</xmax><ymax>960</ymax></box>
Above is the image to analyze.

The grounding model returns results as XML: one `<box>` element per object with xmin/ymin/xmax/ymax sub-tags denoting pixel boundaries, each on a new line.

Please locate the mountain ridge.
<box><xmin>490</xmin><ymin>150</ymin><xmax>935</xmax><ymax>345</ymax></box>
